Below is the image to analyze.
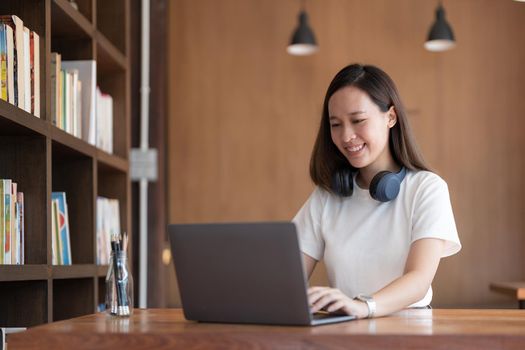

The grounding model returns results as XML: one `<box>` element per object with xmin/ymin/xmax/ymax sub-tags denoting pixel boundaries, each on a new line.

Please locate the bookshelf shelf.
<box><xmin>96</xmin><ymin>31</ymin><xmax>127</xmax><ymax>73</ymax></box>
<box><xmin>52</xmin><ymin>264</ymin><xmax>97</xmax><ymax>279</ymax></box>
<box><xmin>0</xmin><ymin>265</ymin><xmax>49</xmax><ymax>281</ymax></box>
<box><xmin>0</xmin><ymin>100</ymin><xmax>49</xmax><ymax>136</ymax></box>
<box><xmin>97</xmin><ymin>151</ymin><xmax>128</xmax><ymax>173</ymax></box>
<box><xmin>0</xmin><ymin>0</ymin><xmax>130</xmax><ymax>327</ymax></box>
<box><xmin>52</xmin><ymin>0</ymin><xmax>93</xmax><ymax>38</ymax></box>
<box><xmin>51</xmin><ymin>128</ymin><xmax>96</xmax><ymax>158</ymax></box>
<box><xmin>97</xmin><ymin>265</ymin><xmax>109</xmax><ymax>278</ymax></box>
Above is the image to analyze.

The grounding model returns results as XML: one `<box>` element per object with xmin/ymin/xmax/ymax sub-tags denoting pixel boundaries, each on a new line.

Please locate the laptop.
<box><xmin>168</xmin><ymin>222</ymin><xmax>356</xmax><ymax>326</ymax></box>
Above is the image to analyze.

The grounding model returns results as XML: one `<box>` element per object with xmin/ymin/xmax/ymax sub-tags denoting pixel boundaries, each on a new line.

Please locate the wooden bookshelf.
<box><xmin>0</xmin><ymin>0</ymin><xmax>130</xmax><ymax>327</ymax></box>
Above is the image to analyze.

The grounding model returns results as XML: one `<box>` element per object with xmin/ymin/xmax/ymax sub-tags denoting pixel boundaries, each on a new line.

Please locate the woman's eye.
<box><xmin>330</xmin><ymin>123</ymin><xmax>340</xmax><ymax>128</ymax></box>
<box><xmin>353</xmin><ymin>119</ymin><xmax>365</xmax><ymax>124</ymax></box>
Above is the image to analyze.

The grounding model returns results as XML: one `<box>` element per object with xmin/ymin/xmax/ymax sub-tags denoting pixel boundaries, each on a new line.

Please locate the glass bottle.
<box><xmin>105</xmin><ymin>250</ymin><xmax>133</xmax><ymax>316</ymax></box>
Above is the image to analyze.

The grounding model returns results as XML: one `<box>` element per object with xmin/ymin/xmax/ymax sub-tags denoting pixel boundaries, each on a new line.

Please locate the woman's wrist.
<box><xmin>353</xmin><ymin>298</ymin><xmax>372</xmax><ymax>319</ymax></box>
<box><xmin>353</xmin><ymin>294</ymin><xmax>377</xmax><ymax>318</ymax></box>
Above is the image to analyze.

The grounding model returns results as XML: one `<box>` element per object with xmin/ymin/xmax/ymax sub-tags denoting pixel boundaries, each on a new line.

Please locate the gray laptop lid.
<box><xmin>168</xmin><ymin>222</ymin><xmax>355</xmax><ymax>326</ymax></box>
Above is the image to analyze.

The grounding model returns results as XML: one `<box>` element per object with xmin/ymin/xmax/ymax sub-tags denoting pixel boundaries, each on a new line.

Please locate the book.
<box><xmin>0</xmin><ymin>181</ymin><xmax>4</xmax><ymax>264</ymax></box>
<box><xmin>66</xmin><ymin>68</ymin><xmax>79</xmax><ymax>137</ymax></box>
<box><xmin>52</xmin><ymin>192</ymin><xmax>71</xmax><ymax>265</ymax></box>
<box><xmin>22</xmin><ymin>26</ymin><xmax>30</xmax><ymax>113</ymax></box>
<box><xmin>30</xmin><ymin>30</ymin><xmax>39</xmax><ymax>117</ymax></box>
<box><xmin>10</xmin><ymin>182</ymin><xmax>16</xmax><ymax>264</ymax></box>
<box><xmin>64</xmin><ymin>70</ymin><xmax>70</xmax><ymax>132</ymax></box>
<box><xmin>96</xmin><ymin>197</ymin><xmax>120</xmax><ymax>265</ymax></box>
<box><xmin>5</xmin><ymin>24</ymin><xmax>14</xmax><ymax>105</ymax></box>
<box><xmin>96</xmin><ymin>87</ymin><xmax>113</xmax><ymax>154</ymax></box>
<box><xmin>76</xmin><ymin>79</ymin><xmax>82</xmax><ymax>138</ymax></box>
<box><xmin>0</xmin><ymin>181</ymin><xmax>25</xmax><ymax>265</ymax></box>
<box><xmin>61</xmin><ymin>70</ymin><xmax>66</xmax><ymax>131</ymax></box>
<box><xmin>61</xmin><ymin>60</ymin><xmax>97</xmax><ymax>145</ymax></box>
<box><xmin>17</xmin><ymin>192</ymin><xmax>24</xmax><ymax>264</ymax></box>
<box><xmin>51</xmin><ymin>198</ymin><xmax>61</xmax><ymax>265</ymax></box>
<box><xmin>51</xmin><ymin>198</ymin><xmax>57</xmax><ymax>265</ymax></box>
<box><xmin>0</xmin><ymin>25</ymin><xmax>7</xmax><ymax>101</ymax></box>
<box><xmin>0</xmin><ymin>15</ymin><xmax>24</xmax><ymax>109</ymax></box>
<box><xmin>3</xmin><ymin>179</ymin><xmax>11</xmax><ymax>264</ymax></box>
<box><xmin>50</xmin><ymin>53</ymin><xmax>61</xmax><ymax>125</ymax></box>
<box><xmin>14</xmin><ymin>192</ymin><xmax>20</xmax><ymax>264</ymax></box>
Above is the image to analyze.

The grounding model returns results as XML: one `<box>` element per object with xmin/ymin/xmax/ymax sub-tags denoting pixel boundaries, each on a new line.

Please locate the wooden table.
<box><xmin>7</xmin><ymin>308</ymin><xmax>525</xmax><ymax>349</ymax></box>
<box><xmin>490</xmin><ymin>282</ymin><xmax>525</xmax><ymax>309</ymax></box>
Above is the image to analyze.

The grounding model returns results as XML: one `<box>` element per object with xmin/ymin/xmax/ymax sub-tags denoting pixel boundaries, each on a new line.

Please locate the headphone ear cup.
<box><xmin>369</xmin><ymin>171</ymin><xmax>391</xmax><ymax>201</ymax></box>
<box><xmin>332</xmin><ymin>169</ymin><xmax>354</xmax><ymax>197</ymax></box>
<box><xmin>370</xmin><ymin>168</ymin><xmax>406</xmax><ymax>202</ymax></box>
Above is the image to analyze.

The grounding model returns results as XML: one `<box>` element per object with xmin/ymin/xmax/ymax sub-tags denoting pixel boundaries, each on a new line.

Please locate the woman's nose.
<box><xmin>342</xmin><ymin>127</ymin><xmax>356</xmax><ymax>143</ymax></box>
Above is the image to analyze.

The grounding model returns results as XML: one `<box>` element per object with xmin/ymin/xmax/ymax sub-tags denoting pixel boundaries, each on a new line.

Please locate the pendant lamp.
<box><xmin>424</xmin><ymin>2</ymin><xmax>456</xmax><ymax>52</ymax></box>
<box><xmin>287</xmin><ymin>1</ymin><xmax>318</xmax><ymax>56</ymax></box>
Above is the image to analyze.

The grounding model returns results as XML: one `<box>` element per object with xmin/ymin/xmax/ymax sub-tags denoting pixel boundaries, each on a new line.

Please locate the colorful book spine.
<box><xmin>3</xmin><ymin>179</ymin><xmax>11</xmax><ymax>264</ymax></box>
<box><xmin>0</xmin><ymin>16</ymin><xmax>40</xmax><ymax>115</ymax></box>
<box><xmin>22</xmin><ymin>26</ymin><xmax>30</xmax><ymax>113</ymax></box>
<box><xmin>5</xmin><ymin>24</ymin><xmax>14</xmax><ymax>105</ymax></box>
<box><xmin>0</xmin><ymin>180</ymin><xmax>24</xmax><ymax>265</ymax></box>
<box><xmin>10</xmin><ymin>182</ymin><xmax>16</xmax><ymax>264</ymax></box>
<box><xmin>0</xmin><ymin>24</ymin><xmax>7</xmax><ymax>101</ymax></box>
<box><xmin>0</xmin><ymin>181</ymin><xmax>4</xmax><ymax>264</ymax></box>
<box><xmin>51</xmin><ymin>198</ymin><xmax>57</xmax><ymax>265</ymax></box>
<box><xmin>52</xmin><ymin>192</ymin><xmax>71</xmax><ymax>265</ymax></box>
<box><xmin>17</xmin><ymin>192</ymin><xmax>24</xmax><ymax>264</ymax></box>
<box><xmin>50</xmin><ymin>52</ymin><xmax>61</xmax><ymax>125</ymax></box>
<box><xmin>30</xmin><ymin>30</ymin><xmax>39</xmax><ymax>118</ymax></box>
<box><xmin>0</xmin><ymin>15</ymin><xmax>24</xmax><ymax>109</ymax></box>
<box><xmin>60</xmin><ymin>70</ymin><xmax>65</xmax><ymax>130</ymax></box>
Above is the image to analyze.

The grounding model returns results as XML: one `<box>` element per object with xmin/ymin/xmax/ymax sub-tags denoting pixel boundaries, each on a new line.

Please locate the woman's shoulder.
<box><xmin>405</xmin><ymin>170</ymin><xmax>450</xmax><ymax>196</ymax></box>
<box><xmin>311</xmin><ymin>185</ymin><xmax>335</xmax><ymax>201</ymax></box>
<box><xmin>407</xmin><ymin>169</ymin><xmax>448</xmax><ymax>186</ymax></box>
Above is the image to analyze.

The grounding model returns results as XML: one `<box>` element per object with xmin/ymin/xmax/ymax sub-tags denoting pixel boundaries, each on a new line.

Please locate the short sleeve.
<box><xmin>292</xmin><ymin>187</ymin><xmax>326</xmax><ymax>261</ymax></box>
<box><xmin>411</xmin><ymin>174</ymin><xmax>461</xmax><ymax>257</ymax></box>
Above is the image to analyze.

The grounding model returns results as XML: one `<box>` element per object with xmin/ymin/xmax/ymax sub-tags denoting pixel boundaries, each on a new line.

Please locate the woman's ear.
<box><xmin>387</xmin><ymin>106</ymin><xmax>397</xmax><ymax>128</ymax></box>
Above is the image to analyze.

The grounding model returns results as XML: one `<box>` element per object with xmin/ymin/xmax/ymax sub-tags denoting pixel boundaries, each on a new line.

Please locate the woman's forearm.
<box><xmin>370</xmin><ymin>238</ymin><xmax>444</xmax><ymax>317</ymax></box>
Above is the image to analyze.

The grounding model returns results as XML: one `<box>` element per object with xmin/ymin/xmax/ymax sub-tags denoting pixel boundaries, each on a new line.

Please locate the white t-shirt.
<box><xmin>293</xmin><ymin>170</ymin><xmax>461</xmax><ymax>307</ymax></box>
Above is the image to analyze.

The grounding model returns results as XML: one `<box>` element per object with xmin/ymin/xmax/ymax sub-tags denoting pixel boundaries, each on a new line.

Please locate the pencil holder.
<box><xmin>105</xmin><ymin>250</ymin><xmax>133</xmax><ymax>316</ymax></box>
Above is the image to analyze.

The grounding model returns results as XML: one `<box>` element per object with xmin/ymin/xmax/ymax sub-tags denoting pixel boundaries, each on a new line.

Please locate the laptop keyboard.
<box><xmin>312</xmin><ymin>312</ymin><xmax>341</xmax><ymax>320</ymax></box>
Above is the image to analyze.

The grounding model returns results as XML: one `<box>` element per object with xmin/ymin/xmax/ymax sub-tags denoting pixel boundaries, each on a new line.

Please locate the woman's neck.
<box><xmin>356</xmin><ymin>158</ymin><xmax>400</xmax><ymax>189</ymax></box>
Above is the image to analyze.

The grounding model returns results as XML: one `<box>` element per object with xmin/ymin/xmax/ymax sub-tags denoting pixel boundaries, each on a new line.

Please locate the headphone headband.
<box><xmin>332</xmin><ymin>166</ymin><xmax>407</xmax><ymax>202</ymax></box>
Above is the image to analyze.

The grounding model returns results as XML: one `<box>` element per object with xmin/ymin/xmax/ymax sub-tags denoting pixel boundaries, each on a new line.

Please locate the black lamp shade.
<box><xmin>424</xmin><ymin>4</ymin><xmax>456</xmax><ymax>52</ymax></box>
<box><xmin>287</xmin><ymin>11</ymin><xmax>318</xmax><ymax>56</ymax></box>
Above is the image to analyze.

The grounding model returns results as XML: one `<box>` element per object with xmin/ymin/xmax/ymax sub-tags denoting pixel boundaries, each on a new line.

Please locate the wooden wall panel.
<box><xmin>167</xmin><ymin>0</ymin><xmax>525</xmax><ymax>308</ymax></box>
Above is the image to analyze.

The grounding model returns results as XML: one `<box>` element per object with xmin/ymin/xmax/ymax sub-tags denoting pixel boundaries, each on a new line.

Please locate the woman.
<box><xmin>293</xmin><ymin>64</ymin><xmax>461</xmax><ymax>319</ymax></box>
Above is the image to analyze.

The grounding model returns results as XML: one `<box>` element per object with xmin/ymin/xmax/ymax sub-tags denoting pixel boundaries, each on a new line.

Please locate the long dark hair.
<box><xmin>310</xmin><ymin>63</ymin><xmax>429</xmax><ymax>193</ymax></box>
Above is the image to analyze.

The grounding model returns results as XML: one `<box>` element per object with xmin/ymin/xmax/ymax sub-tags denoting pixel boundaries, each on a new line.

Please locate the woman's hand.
<box><xmin>308</xmin><ymin>286</ymin><xmax>369</xmax><ymax>319</ymax></box>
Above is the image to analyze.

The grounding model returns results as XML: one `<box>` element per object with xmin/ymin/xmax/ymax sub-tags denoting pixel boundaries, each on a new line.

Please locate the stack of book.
<box><xmin>51</xmin><ymin>192</ymin><xmax>72</xmax><ymax>265</ymax></box>
<box><xmin>96</xmin><ymin>87</ymin><xmax>113</xmax><ymax>154</ymax></box>
<box><xmin>0</xmin><ymin>15</ymin><xmax>40</xmax><ymax>118</ymax></box>
<box><xmin>0</xmin><ymin>179</ymin><xmax>24</xmax><ymax>265</ymax></box>
<box><xmin>96</xmin><ymin>197</ymin><xmax>120</xmax><ymax>265</ymax></box>
<box><xmin>50</xmin><ymin>56</ymin><xmax>114</xmax><ymax>154</ymax></box>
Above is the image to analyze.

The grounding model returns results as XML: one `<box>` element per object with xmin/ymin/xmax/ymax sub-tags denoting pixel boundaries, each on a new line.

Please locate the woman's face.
<box><xmin>328</xmin><ymin>86</ymin><xmax>396</xmax><ymax>172</ymax></box>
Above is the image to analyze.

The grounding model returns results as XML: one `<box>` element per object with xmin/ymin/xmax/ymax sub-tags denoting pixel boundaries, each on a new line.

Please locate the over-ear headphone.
<box><xmin>331</xmin><ymin>167</ymin><xmax>407</xmax><ymax>202</ymax></box>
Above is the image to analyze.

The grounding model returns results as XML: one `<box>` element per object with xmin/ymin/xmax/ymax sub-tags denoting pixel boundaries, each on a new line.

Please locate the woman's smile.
<box><xmin>344</xmin><ymin>143</ymin><xmax>365</xmax><ymax>156</ymax></box>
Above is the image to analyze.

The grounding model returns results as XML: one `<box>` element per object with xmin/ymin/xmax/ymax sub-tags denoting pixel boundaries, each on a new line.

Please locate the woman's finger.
<box><xmin>307</xmin><ymin>286</ymin><xmax>329</xmax><ymax>294</ymax></box>
<box><xmin>307</xmin><ymin>287</ymin><xmax>330</xmax><ymax>302</ymax></box>
<box><xmin>310</xmin><ymin>291</ymin><xmax>340</xmax><ymax>312</ymax></box>
<box><xmin>326</xmin><ymin>300</ymin><xmax>346</xmax><ymax>313</ymax></box>
<box><xmin>308</xmin><ymin>288</ymin><xmax>333</xmax><ymax>306</ymax></box>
